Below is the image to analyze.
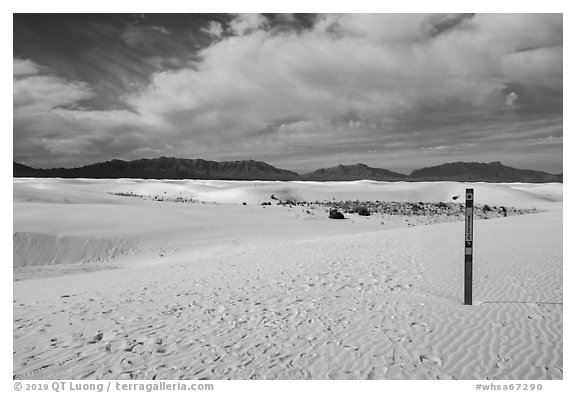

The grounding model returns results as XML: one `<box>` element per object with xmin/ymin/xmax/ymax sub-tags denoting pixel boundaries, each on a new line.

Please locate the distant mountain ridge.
<box><xmin>408</xmin><ymin>161</ymin><xmax>562</xmax><ymax>183</ymax></box>
<box><xmin>13</xmin><ymin>157</ymin><xmax>300</xmax><ymax>181</ymax></box>
<box><xmin>13</xmin><ymin>158</ymin><xmax>562</xmax><ymax>183</ymax></box>
<box><xmin>302</xmin><ymin>164</ymin><xmax>407</xmax><ymax>181</ymax></box>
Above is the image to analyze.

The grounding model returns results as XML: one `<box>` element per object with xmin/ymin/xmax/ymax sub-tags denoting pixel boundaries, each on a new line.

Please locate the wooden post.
<box><xmin>464</xmin><ymin>188</ymin><xmax>474</xmax><ymax>305</ymax></box>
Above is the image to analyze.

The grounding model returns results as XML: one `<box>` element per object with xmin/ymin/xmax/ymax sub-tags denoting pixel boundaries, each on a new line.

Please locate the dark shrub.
<box><xmin>329</xmin><ymin>209</ymin><xmax>345</xmax><ymax>219</ymax></box>
<box><xmin>483</xmin><ymin>204</ymin><xmax>492</xmax><ymax>212</ymax></box>
<box><xmin>356</xmin><ymin>205</ymin><xmax>370</xmax><ymax>216</ymax></box>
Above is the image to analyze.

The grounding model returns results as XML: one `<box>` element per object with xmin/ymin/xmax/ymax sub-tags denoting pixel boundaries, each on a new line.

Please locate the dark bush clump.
<box><xmin>356</xmin><ymin>205</ymin><xmax>370</xmax><ymax>216</ymax></box>
<box><xmin>482</xmin><ymin>204</ymin><xmax>492</xmax><ymax>212</ymax></box>
<box><xmin>329</xmin><ymin>209</ymin><xmax>345</xmax><ymax>219</ymax></box>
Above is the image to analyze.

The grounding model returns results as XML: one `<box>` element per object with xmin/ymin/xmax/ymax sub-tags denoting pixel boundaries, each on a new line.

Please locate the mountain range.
<box><xmin>13</xmin><ymin>158</ymin><xmax>562</xmax><ymax>183</ymax></box>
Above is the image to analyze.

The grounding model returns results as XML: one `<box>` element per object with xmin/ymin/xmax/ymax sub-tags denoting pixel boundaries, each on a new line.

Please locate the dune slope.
<box><xmin>13</xmin><ymin>179</ymin><xmax>562</xmax><ymax>380</ymax></box>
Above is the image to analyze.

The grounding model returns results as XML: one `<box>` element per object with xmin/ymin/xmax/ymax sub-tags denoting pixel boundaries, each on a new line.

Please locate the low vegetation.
<box><xmin>108</xmin><ymin>191</ymin><xmax>537</xmax><ymax>221</ymax></box>
<box><xmin>328</xmin><ymin>209</ymin><xmax>345</xmax><ymax>219</ymax></box>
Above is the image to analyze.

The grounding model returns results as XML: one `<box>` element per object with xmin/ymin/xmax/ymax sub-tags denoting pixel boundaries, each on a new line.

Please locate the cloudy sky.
<box><xmin>13</xmin><ymin>13</ymin><xmax>562</xmax><ymax>173</ymax></box>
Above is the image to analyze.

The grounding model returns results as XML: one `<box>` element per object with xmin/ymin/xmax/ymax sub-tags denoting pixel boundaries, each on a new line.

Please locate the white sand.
<box><xmin>13</xmin><ymin>178</ymin><xmax>562</xmax><ymax>380</ymax></box>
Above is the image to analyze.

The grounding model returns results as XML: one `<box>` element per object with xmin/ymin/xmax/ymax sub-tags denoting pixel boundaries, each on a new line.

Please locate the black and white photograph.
<box><xmin>11</xmin><ymin>6</ymin><xmax>565</xmax><ymax>386</ymax></box>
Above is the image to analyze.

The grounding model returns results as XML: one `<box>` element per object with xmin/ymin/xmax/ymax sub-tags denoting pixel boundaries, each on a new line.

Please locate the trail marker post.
<box><xmin>464</xmin><ymin>188</ymin><xmax>474</xmax><ymax>305</ymax></box>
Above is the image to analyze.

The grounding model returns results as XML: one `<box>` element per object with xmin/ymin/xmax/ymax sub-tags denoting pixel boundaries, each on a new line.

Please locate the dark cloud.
<box><xmin>426</xmin><ymin>13</ymin><xmax>475</xmax><ymax>37</ymax></box>
<box><xmin>13</xmin><ymin>14</ymin><xmax>227</xmax><ymax>110</ymax></box>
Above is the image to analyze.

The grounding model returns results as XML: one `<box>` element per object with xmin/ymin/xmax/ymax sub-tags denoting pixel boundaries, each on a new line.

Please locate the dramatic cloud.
<box><xmin>13</xmin><ymin>14</ymin><xmax>563</xmax><ymax>172</ymax></box>
<box><xmin>13</xmin><ymin>58</ymin><xmax>167</xmax><ymax>166</ymax></box>
<box><xmin>13</xmin><ymin>63</ymin><xmax>94</xmax><ymax>113</ymax></box>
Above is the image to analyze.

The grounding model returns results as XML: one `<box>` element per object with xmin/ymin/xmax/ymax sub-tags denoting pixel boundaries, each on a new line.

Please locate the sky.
<box><xmin>13</xmin><ymin>13</ymin><xmax>563</xmax><ymax>174</ymax></box>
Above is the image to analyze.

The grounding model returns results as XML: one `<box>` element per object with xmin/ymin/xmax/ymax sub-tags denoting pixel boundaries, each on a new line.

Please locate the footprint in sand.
<box><xmin>544</xmin><ymin>365</ymin><xmax>563</xmax><ymax>378</ymax></box>
<box><xmin>410</xmin><ymin>321</ymin><xmax>432</xmax><ymax>332</ymax></box>
<box><xmin>418</xmin><ymin>353</ymin><xmax>443</xmax><ymax>367</ymax></box>
<box><xmin>496</xmin><ymin>353</ymin><xmax>512</xmax><ymax>369</ymax></box>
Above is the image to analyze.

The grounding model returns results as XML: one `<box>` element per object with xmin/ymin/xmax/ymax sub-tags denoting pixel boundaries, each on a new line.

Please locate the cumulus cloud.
<box><xmin>505</xmin><ymin>92</ymin><xmax>519</xmax><ymax>106</ymax></box>
<box><xmin>202</xmin><ymin>21</ymin><xmax>224</xmax><ymax>38</ymax></box>
<box><xmin>14</xmin><ymin>14</ymin><xmax>563</xmax><ymax>170</ymax></box>
<box><xmin>13</xmin><ymin>58</ymin><xmax>167</xmax><ymax>166</ymax></box>
<box><xmin>13</xmin><ymin>57</ymin><xmax>94</xmax><ymax>115</ymax></box>
<box><xmin>128</xmin><ymin>14</ymin><xmax>562</xmax><ymax>142</ymax></box>
<box><xmin>13</xmin><ymin>73</ymin><xmax>94</xmax><ymax>114</ymax></box>
<box><xmin>13</xmin><ymin>58</ymin><xmax>41</xmax><ymax>77</ymax></box>
<box><xmin>228</xmin><ymin>13</ymin><xmax>269</xmax><ymax>35</ymax></box>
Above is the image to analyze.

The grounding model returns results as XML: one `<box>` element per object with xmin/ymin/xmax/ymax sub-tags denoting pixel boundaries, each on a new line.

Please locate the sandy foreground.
<box><xmin>13</xmin><ymin>179</ymin><xmax>563</xmax><ymax>380</ymax></box>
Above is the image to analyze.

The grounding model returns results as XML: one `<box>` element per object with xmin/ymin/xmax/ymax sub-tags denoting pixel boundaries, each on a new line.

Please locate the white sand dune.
<box><xmin>13</xmin><ymin>179</ymin><xmax>562</xmax><ymax>380</ymax></box>
<box><xmin>14</xmin><ymin>177</ymin><xmax>562</xmax><ymax>208</ymax></box>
